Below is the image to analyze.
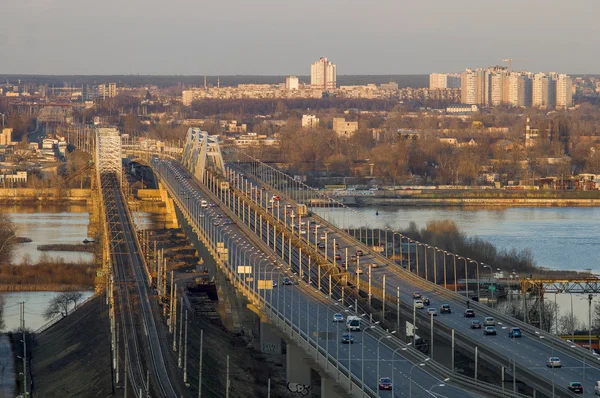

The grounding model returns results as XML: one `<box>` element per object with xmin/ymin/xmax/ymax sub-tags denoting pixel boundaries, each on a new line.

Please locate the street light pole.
<box><xmin>376</xmin><ymin>332</ymin><xmax>396</xmax><ymax>398</ymax></box>
<box><xmin>409</xmin><ymin>359</ymin><xmax>429</xmax><ymax>398</ymax></box>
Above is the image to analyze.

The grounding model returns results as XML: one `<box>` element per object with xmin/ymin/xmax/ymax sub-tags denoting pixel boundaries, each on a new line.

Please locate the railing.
<box><xmin>151</xmin><ymin>156</ymin><xmax>530</xmax><ymax>398</ymax></box>
<box><xmin>34</xmin><ymin>294</ymin><xmax>95</xmax><ymax>334</ymax></box>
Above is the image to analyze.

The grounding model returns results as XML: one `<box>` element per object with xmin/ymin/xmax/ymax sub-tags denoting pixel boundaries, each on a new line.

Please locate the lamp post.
<box><xmin>428</xmin><ymin>378</ymin><xmax>450</xmax><ymax>396</ymax></box>
<box><xmin>325</xmin><ymin>299</ymin><xmax>342</xmax><ymax>369</ymax></box>
<box><xmin>391</xmin><ymin>344</ymin><xmax>410</xmax><ymax>393</ymax></box>
<box><xmin>457</xmin><ymin>256</ymin><xmax>468</xmax><ymax>298</ymax></box>
<box><xmin>361</xmin><ymin>325</ymin><xmax>377</xmax><ymax>394</ymax></box>
<box><xmin>483</xmin><ymin>264</ymin><xmax>494</xmax><ymax>308</ymax></box>
<box><xmin>409</xmin><ymin>359</ymin><xmax>429</xmax><ymax>398</ymax></box>
<box><xmin>468</xmin><ymin>259</ymin><xmax>480</xmax><ymax>300</ymax></box>
<box><xmin>376</xmin><ymin>332</ymin><xmax>396</xmax><ymax>398</ymax></box>
<box><xmin>539</xmin><ymin>335</ymin><xmax>555</xmax><ymax>398</ymax></box>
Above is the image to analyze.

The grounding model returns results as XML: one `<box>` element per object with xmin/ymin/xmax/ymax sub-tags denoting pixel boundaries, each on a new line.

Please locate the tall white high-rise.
<box><xmin>532</xmin><ymin>73</ymin><xmax>556</xmax><ymax>108</ymax></box>
<box><xmin>310</xmin><ymin>57</ymin><xmax>336</xmax><ymax>90</ymax></box>
<box><xmin>430</xmin><ymin>73</ymin><xmax>461</xmax><ymax>89</ymax></box>
<box><xmin>555</xmin><ymin>74</ymin><xmax>573</xmax><ymax>109</ymax></box>
<box><xmin>460</xmin><ymin>68</ymin><xmax>489</xmax><ymax>105</ymax></box>
<box><xmin>285</xmin><ymin>76</ymin><xmax>299</xmax><ymax>90</ymax></box>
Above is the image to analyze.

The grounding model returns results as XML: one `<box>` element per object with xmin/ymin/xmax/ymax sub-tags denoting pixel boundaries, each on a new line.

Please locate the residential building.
<box><xmin>98</xmin><ymin>83</ymin><xmax>117</xmax><ymax>99</ymax></box>
<box><xmin>333</xmin><ymin>118</ymin><xmax>358</xmax><ymax>137</ymax></box>
<box><xmin>301</xmin><ymin>115</ymin><xmax>319</xmax><ymax>128</ymax></box>
<box><xmin>489</xmin><ymin>67</ymin><xmax>509</xmax><ymax>106</ymax></box>
<box><xmin>556</xmin><ymin>74</ymin><xmax>573</xmax><ymax>109</ymax></box>
<box><xmin>507</xmin><ymin>73</ymin><xmax>532</xmax><ymax>107</ymax></box>
<box><xmin>310</xmin><ymin>57</ymin><xmax>336</xmax><ymax>90</ymax></box>
<box><xmin>460</xmin><ymin>68</ymin><xmax>489</xmax><ymax>105</ymax></box>
<box><xmin>0</xmin><ymin>128</ymin><xmax>14</xmax><ymax>146</ymax></box>
<box><xmin>0</xmin><ymin>171</ymin><xmax>27</xmax><ymax>186</ymax></box>
<box><xmin>285</xmin><ymin>76</ymin><xmax>299</xmax><ymax>90</ymax></box>
<box><xmin>446</xmin><ymin>104</ymin><xmax>478</xmax><ymax>114</ymax></box>
<box><xmin>430</xmin><ymin>73</ymin><xmax>461</xmax><ymax>89</ymax></box>
<box><xmin>532</xmin><ymin>73</ymin><xmax>556</xmax><ymax>108</ymax></box>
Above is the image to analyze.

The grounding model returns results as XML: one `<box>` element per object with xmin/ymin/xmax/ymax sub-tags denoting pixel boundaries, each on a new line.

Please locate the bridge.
<box><xmin>90</xmin><ymin>125</ymin><xmax>600</xmax><ymax>397</ymax></box>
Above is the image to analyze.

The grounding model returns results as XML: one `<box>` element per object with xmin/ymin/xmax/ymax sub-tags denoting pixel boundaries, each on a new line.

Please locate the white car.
<box><xmin>484</xmin><ymin>317</ymin><xmax>495</xmax><ymax>326</ymax></box>
<box><xmin>333</xmin><ymin>313</ymin><xmax>344</xmax><ymax>322</ymax></box>
<box><xmin>414</xmin><ymin>300</ymin><xmax>424</xmax><ymax>309</ymax></box>
<box><xmin>546</xmin><ymin>357</ymin><xmax>562</xmax><ymax>368</ymax></box>
<box><xmin>355</xmin><ymin>268</ymin><xmax>363</xmax><ymax>275</ymax></box>
<box><xmin>427</xmin><ymin>308</ymin><xmax>437</xmax><ymax>316</ymax></box>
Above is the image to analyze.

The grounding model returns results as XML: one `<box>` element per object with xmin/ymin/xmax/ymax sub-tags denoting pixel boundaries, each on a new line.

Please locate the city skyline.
<box><xmin>1</xmin><ymin>0</ymin><xmax>598</xmax><ymax>75</ymax></box>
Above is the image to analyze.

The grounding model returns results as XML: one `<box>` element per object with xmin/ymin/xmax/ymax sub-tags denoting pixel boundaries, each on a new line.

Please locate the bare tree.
<box><xmin>0</xmin><ymin>213</ymin><xmax>16</xmax><ymax>264</ymax></box>
<box><xmin>64</xmin><ymin>292</ymin><xmax>84</xmax><ymax>309</ymax></box>
<box><xmin>43</xmin><ymin>293</ymin><xmax>78</xmax><ymax>320</ymax></box>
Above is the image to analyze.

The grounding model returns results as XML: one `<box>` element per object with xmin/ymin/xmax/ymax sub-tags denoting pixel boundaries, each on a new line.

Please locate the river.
<box><xmin>325</xmin><ymin>206</ymin><xmax>600</xmax><ymax>273</ymax></box>
<box><xmin>7</xmin><ymin>204</ymin><xmax>94</xmax><ymax>265</ymax></box>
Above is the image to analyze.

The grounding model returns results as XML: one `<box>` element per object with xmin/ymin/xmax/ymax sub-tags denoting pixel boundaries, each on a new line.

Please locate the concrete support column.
<box><xmin>286</xmin><ymin>341</ymin><xmax>312</xmax><ymax>388</ymax></box>
<box><xmin>260</xmin><ymin>320</ymin><xmax>282</xmax><ymax>354</ymax></box>
<box><xmin>321</xmin><ymin>375</ymin><xmax>346</xmax><ymax>398</ymax></box>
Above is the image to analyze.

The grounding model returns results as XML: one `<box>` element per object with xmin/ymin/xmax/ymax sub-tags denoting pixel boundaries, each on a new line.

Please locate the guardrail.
<box><xmin>35</xmin><ymin>295</ymin><xmax>95</xmax><ymax>334</ymax></box>
<box><xmin>152</xmin><ymin>158</ymin><xmax>531</xmax><ymax>398</ymax></box>
<box><xmin>228</xmin><ymin>162</ymin><xmax>578</xmax><ymax>398</ymax></box>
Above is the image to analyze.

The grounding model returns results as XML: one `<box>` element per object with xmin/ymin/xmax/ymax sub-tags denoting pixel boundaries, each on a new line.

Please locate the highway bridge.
<box><xmin>103</xmin><ymin>125</ymin><xmax>600</xmax><ymax>397</ymax></box>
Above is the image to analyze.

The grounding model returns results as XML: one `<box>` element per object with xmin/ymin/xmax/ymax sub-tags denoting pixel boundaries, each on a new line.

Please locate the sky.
<box><xmin>1</xmin><ymin>0</ymin><xmax>598</xmax><ymax>75</ymax></box>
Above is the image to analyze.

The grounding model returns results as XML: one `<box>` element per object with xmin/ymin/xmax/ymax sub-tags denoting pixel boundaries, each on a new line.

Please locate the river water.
<box><xmin>7</xmin><ymin>204</ymin><xmax>94</xmax><ymax>265</ymax></box>
<box><xmin>327</xmin><ymin>206</ymin><xmax>600</xmax><ymax>273</ymax></box>
<box><xmin>316</xmin><ymin>206</ymin><xmax>600</xmax><ymax>326</ymax></box>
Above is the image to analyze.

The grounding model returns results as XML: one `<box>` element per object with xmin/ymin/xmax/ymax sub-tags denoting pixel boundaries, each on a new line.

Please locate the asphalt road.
<box><xmin>154</xmin><ymin>159</ymin><xmax>486</xmax><ymax>398</ymax></box>
<box><xmin>225</xmin><ymin>164</ymin><xmax>600</xmax><ymax>397</ymax></box>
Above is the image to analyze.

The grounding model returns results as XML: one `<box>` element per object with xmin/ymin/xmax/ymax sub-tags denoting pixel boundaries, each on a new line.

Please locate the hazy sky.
<box><xmin>1</xmin><ymin>0</ymin><xmax>598</xmax><ymax>75</ymax></box>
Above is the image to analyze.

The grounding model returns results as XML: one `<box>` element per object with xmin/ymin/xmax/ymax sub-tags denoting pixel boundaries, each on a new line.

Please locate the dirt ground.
<box><xmin>29</xmin><ymin>295</ymin><xmax>120</xmax><ymax>398</ymax></box>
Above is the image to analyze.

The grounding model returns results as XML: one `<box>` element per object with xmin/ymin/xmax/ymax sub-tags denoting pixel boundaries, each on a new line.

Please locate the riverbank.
<box><xmin>0</xmin><ymin>188</ymin><xmax>92</xmax><ymax>204</ymax></box>
<box><xmin>355</xmin><ymin>197</ymin><xmax>600</xmax><ymax>207</ymax></box>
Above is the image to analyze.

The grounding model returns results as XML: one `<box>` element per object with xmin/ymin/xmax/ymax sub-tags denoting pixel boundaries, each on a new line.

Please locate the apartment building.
<box><xmin>461</xmin><ymin>68</ymin><xmax>489</xmax><ymax>105</ymax></box>
<box><xmin>556</xmin><ymin>74</ymin><xmax>573</xmax><ymax>109</ymax></box>
<box><xmin>532</xmin><ymin>73</ymin><xmax>556</xmax><ymax>108</ymax></box>
<box><xmin>285</xmin><ymin>76</ymin><xmax>299</xmax><ymax>90</ymax></box>
<box><xmin>430</xmin><ymin>73</ymin><xmax>461</xmax><ymax>89</ymax></box>
<box><xmin>301</xmin><ymin>115</ymin><xmax>319</xmax><ymax>128</ymax></box>
<box><xmin>98</xmin><ymin>83</ymin><xmax>117</xmax><ymax>99</ymax></box>
<box><xmin>333</xmin><ymin>118</ymin><xmax>358</xmax><ymax>137</ymax></box>
<box><xmin>310</xmin><ymin>57</ymin><xmax>336</xmax><ymax>90</ymax></box>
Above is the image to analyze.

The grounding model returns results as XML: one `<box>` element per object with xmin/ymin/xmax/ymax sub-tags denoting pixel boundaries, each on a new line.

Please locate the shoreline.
<box><xmin>353</xmin><ymin>197</ymin><xmax>600</xmax><ymax>207</ymax></box>
<box><xmin>0</xmin><ymin>284</ymin><xmax>93</xmax><ymax>292</ymax></box>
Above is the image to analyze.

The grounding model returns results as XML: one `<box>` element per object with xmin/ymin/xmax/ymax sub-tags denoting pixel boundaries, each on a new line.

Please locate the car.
<box><xmin>272</xmin><ymin>280</ymin><xmax>278</xmax><ymax>287</ymax></box>
<box><xmin>341</xmin><ymin>333</ymin><xmax>354</xmax><ymax>344</ymax></box>
<box><xmin>371</xmin><ymin>262</ymin><xmax>378</xmax><ymax>268</ymax></box>
<box><xmin>334</xmin><ymin>253</ymin><xmax>341</xmax><ymax>260</ymax></box>
<box><xmin>484</xmin><ymin>317</ymin><xmax>495</xmax><ymax>326</ymax></box>
<box><xmin>413</xmin><ymin>291</ymin><xmax>422</xmax><ymax>299</ymax></box>
<box><xmin>333</xmin><ymin>313</ymin><xmax>344</xmax><ymax>322</ymax></box>
<box><xmin>547</xmin><ymin>357</ymin><xmax>562</xmax><ymax>368</ymax></box>
<box><xmin>483</xmin><ymin>326</ymin><xmax>497</xmax><ymax>335</ymax></box>
<box><xmin>508</xmin><ymin>327</ymin><xmax>521</xmax><ymax>338</ymax></box>
<box><xmin>464</xmin><ymin>309</ymin><xmax>475</xmax><ymax>318</ymax></box>
<box><xmin>350</xmin><ymin>255</ymin><xmax>357</xmax><ymax>262</ymax></box>
<box><xmin>414</xmin><ymin>300</ymin><xmax>424</xmax><ymax>309</ymax></box>
<box><xmin>378</xmin><ymin>377</ymin><xmax>392</xmax><ymax>390</ymax></box>
<box><xmin>282</xmin><ymin>277</ymin><xmax>293</xmax><ymax>285</ymax></box>
<box><xmin>318</xmin><ymin>243</ymin><xmax>325</xmax><ymax>249</ymax></box>
<box><xmin>423</xmin><ymin>297</ymin><xmax>430</xmax><ymax>306</ymax></box>
<box><xmin>272</xmin><ymin>195</ymin><xmax>280</xmax><ymax>201</ymax></box>
<box><xmin>299</xmin><ymin>229</ymin><xmax>307</xmax><ymax>235</ymax></box>
<box><xmin>427</xmin><ymin>308</ymin><xmax>437</xmax><ymax>316</ymax></box>
<box><xmin>440</xmin><ymin>304</ymin><xmax>451</xmax><ymax>314</ymax></box>
<box><xmin>286</xmin><ymin>204</ymin><xmax>293</xmax><ymax>208</ymax></box>
<box><xmin>594</xmin><ymin>380</ymin><xmax>600</xmax><ymax>395</ymax></box>
<box><xmin>470</xmin><ymin>320</ymin><xmax>482</xmax><ymax>329</ymax></box>
<box><xmin>334</xmin><ymin>243</ymin><xmax>340</xmax><ymax>249</ymax></box>
<box><xmin>356</xmin><ymin>250</ymin><xmax>364</xmax><ymax>257</ymax></box>
<box><xmin>567</xmin><ymin>382</ymin><xmax>583</xmax><ymax>394</ymax></box>
<box><xmin>355</xmin><ymin>267</ymin><xmax>363</xmax><ymax>275</ymax></box>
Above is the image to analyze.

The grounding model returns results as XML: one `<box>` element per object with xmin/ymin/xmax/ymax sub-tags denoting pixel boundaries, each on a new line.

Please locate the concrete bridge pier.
<box><xmin>286</xmin><ymin>342</ymin><xmax>312</xmax><ymax>388</ymax></box>
<box><xmin>157</xmin><ymin>182</ymin><xmax>179</xmax><ymax>228</ymax></box>
<box><xmin>259</xmin><ymin>319</ymin><xmax>283</xmax><ymax>354</ymax></box>
<box><xmin>320</xmin><ymin>374</ymin><xmax>348</xmax><ymax>398</ymax></box>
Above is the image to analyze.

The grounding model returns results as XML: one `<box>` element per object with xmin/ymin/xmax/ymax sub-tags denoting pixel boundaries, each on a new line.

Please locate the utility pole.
<box><xmin>198</xmin><ymin>330</ymin><xmax>204</xmax><ymax>398</ymax></box>
<box><xmin>173</xmin><ymin>286</ymin><xmax>178</xmax><ymax>351</ymax></box>
<box><xmin>146</xmin><ymin>369</ymin><xmax>150</xmax><ymax>398</ymax></box>
<box><xmin>178</xmin><ymin>297</ymin><xmax>183</xmax><ymax>367</ymax></box>
<box><xmin>183</xmin><ymin>310</ymin><xmax>188</xmax><ymax>383</ymax></box>
<box><xmin>124</xmin><ymin>342</ymin><xmax>129</xmax><ymax>398</ymax></box>
<box><xmin>169</xmin><ymin>271</ymin><xmax>174</xmax><ymax>332</ymax></box>
<box><xmin>225</xmin><ymin>355</ymin><xmax>230</xmax><ymax>398</ymax></box>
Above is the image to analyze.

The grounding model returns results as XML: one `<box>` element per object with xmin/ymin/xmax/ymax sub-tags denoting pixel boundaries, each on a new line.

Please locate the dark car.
<box><xmin>464</xmin><ymin>309</ymin><xmax>475</xmax><ymax>318</ymax></box>
<box><xmin>423</xmin><ymin>297</ymin><xmax>430</xmax><ymax>306</ymax></box>
<box><xmin>567</xmin><ymin>382</ymin><xmax>583</xmax><ymax>394</ymax></box>
<box><xmin>318</xmin><ymin>242</ymin><xmax>325</xmax><ymax>249</ymax></box>
<box><xmin>282</xmin><ymin>277</ymin><xmax>293</xmax><ymax>285</ymax></box>
<box><xmin>470</xmin><ymin>320</ymin><xmax>482</xmax><ymax>329</ymax></box>
<box><xmin>341</xmin><ymin>333</ymin><xmax>354</xmax><ymax>344</ymax></box>
<box><xmin>508</xmin><ymin>327</ymin><xmax>521</xmax><ymax>338</ymax></box>
<box><xmin>378</xmin><ymin>377</ymin><xmax>392</xmax><ymax>390</ymax></box>
<box><xmin>356</xmin><ymin>250</ymin><xmax>364</xmax><ymax>257</ymax></box>
<box><xmin>440</xmin><ymin>304</ymin><xmax>451</xmax><ymax>314</ymax></box>
<box><xmin>483</xmin><ymin>326</ymin><xmax>497</xmax><ymax>335</ymax></box>
<box><xmin>334</xmin><ymin>253</ymin><xmax>341</xmax><ymax>260</ymax></box>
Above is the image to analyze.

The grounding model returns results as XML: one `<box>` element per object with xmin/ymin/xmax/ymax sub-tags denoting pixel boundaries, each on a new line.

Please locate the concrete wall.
<box><xmin>0</xmin><ymin>188</ymin><xmax>92</xmax><ymax>203</ymax></box>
